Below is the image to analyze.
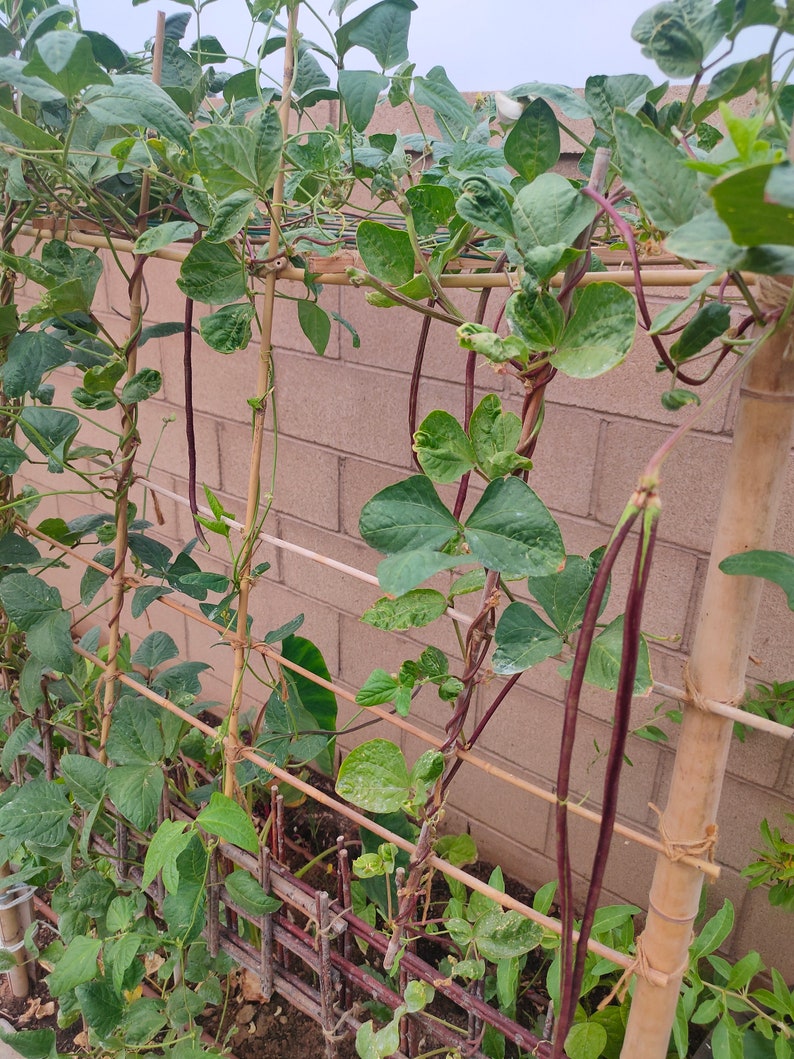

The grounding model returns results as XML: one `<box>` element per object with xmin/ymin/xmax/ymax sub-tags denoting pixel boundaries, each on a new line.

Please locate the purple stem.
<box><xmin>183</xmin><ymin>292</ymin><xmax>206</xmax><ymax>546</ymax></box>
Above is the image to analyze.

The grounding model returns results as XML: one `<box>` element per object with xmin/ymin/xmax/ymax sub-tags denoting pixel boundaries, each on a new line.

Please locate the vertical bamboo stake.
<box><xmin>621</xmin><ymin>289</ymin><xmax>794</xmax><ymax>1058</ymax></box>
<box><xmin>0</xmin><ymin>866</ymin><xmax>29</xmax><ymax>998</ymax></box>
<box><xmin>99</xmin><ymin>12</ymin><xmax>166</xmax><ymax>759</ymax></box>
<box><xmin>223</xmin><ymin>7</ymin><xmax>297</xmax><ymax>798</ymax></box>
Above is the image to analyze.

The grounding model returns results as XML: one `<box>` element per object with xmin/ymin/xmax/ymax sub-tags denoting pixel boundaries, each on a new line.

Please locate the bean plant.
<box><xmin>0</xmin><ymin>0</ymin><xmax>790</xmax><ymax>1057</ymax></box>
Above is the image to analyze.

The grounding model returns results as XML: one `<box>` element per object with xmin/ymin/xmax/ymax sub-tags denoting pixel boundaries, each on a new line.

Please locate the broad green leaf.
<box><xmin>666</xmin><ymin>209</ymin><xmax>745</xmax><ymax>269</ymax></box>
<box><xmin>196</xmin><ymin>791</ymin><xmax>259</xmax><ymax>853</ymax></box>
<box><xmin>47</xmin><ymin>936</ymin><xmax>102</xmax><ymax>997</ymax></box>
<box><xmin>435</xmin><ymin>833</ymin><xmax>477</xmax><ymax>867</ymax></box>
<box><xmin>455</xmin><ymin>176</ymin><xmax>515</xmax><ymax>241</ymax></box>
<box><xmin>336</xmin><ymin>0</ymin><xmax>415</xmax><ymax>69</ymax></box>
<box><xmin>359</xmin><ymin>475</ymin><xmax>458</xmax><ymax>555</ymax></box>
<box><xmin>356</xmin><ymin>669</ymin><xmax>400</xmax><ymax>707</ymax></box>
<box><xmin>474</xmin><ymin>907</ymin><xmax>543</xmax><ymax>960</ymax></box>
<box><xmin>338</xmin><ymin>70</ymin><xmax>388</xmax><ymax>131</ymax></box>
<box><xmin>205</xmin><ymin>190</ymin><xmax>256</xmax><ymax>243</ymax></box>
<box><xmin>177</xmin><ymin>239</ymin><xmax>247</xmax><ymax>304</ymax></box>
<box><xmin>132</xmin><ymin>630</ymin><xmax>179</xmax><ymax>670</ymax></box>
<box><xmin>279</xmin><ymin>634</ymin><xmax>337</xmax><ymax>774</ymax></box>
<box><xmin>614</xmin><ymin>110</ymin><xmax>701</xmax><ymax>232</ymax></box>
<box><xmin>558</xmin><ymin>615</ymin><xmax>652</xmax><ymax>694</ymax></box>
<box><xmin>413</xmin><ymin>66</ymin><xmax>475</xmax><ymax>138</ymax></box>
<box><xmin>492</xmin><ymin>602</ymin><xmax>563</xmax><ymax>674</ymax></box>
<box><xmin>200</xmin><ymin>303</ymin><xmax>255</xmax><ymax>353</ymax></box>
<box><xmin>1</xmin><ymin>718</ymin><xmax>37</xmax><ymax>777</ymax></box>
<box><xmin>411</xmin><ymin>748</ymin><xmax>444</xmax><ymax>788</ymax></box>
<box><xmin>0</xmin><ymin>438</ymin><xmax>29</xmax><ymax>474</ymax></box>
<box><xmin>18</xmin><ymin>406</ymin><xmax>79</xmax><ymax>472</ymax></box>
<box><xmin>661</xmin><ymin>388</ymin><xmax>701</xmax><ymax>410</ymax></box>
<box><xmin>248</xmin><ymin>105</ymin><xmax>283</xmax><ymax>191</ymax></box>
<box><xmin>505</xmin><ymin>288</ymin><xmax>565</xmax><ymax>353</ymax></box>
<box><xmin>463</xmin><ymin>477</ymin><xmax>565</xmax><ymax>577</ymax></box>
<box><xmin>506</xmin><ymin>82</ymin><xmax>593</xmax><ymax>120</ymax></box>
<box><xmin>362</xmin><ymin>589</ymin><xmax>448</xmax><ymax>630</ymax></box>
<box><xmin>376</xmin><ymin>549</ymin><xmax>468</xmax><ymax>596</ymax></box>
<box><xmin>27</xmin><ymin>610</ymin><xmax>74</xmax><ymax>673</ymax></box>
<box><xmin>107</xmin><ymin>763</ymin><xmax>164</xmax><ymax>830</ymax></box>
<box><xmin>504</xmin><ymin>98</ymin><xmax>560</xmax><ymax>183</ymax></box>
<box><xmin>105</xmin><ymin>932</ymin><xmax>143</xmax><ymax>997</ymax></box>
<box><xmin>0</xmin><ymin>532</ymin><xmax>40</xmax><ymax>568</ymax></box>
<box><xmin>469</xmin><ymin>394</ymin><xmax>531</xmax><ymax>480</ymax></box>
<box><xmin>141</xmin><ymin>819</ymin><xmax>191</xmax><ymax>892</ymax></box>
<box><xmin>75</xmin><ymin>979</ymin><xmax>124</xmax><ymax>1038</ymax></box>
<box><xmin>456</xmin><ymin>322</ymin><xmax>528</xmax><ymax>364</ymax></box>
<box><xmin>134</xmin><ymin>220</ymin><xmax>196</xmax><ymax>254</ymax></box>
<box><xmin>0</xmin><ymin>107</ymin><xmax>61</xmax><ymax>151</ymax></box>
<box><xmin>23</xmin><ymin>31</ymin><xmax>112</xmax><ymax>97</ymax></box>
<box><xmin>191</xmin><ymin>124</ymin><xmax>259</xmax><ymax>198</ymax></box>
<box><xmin>565</xmin><ymin>1021</ymin><xmax>609</xmax><ymax>1059</ymax></box>
<box><xmin>121</xmin><ymin>367</ymin><xmax>162</xmax><ymax>403</ymax></box>
<box><xmin>711</xmin><ymin>162</ymin><xmax>794</xmax><ymax>247</ymax></box>
<box><xmin>512</xmin><ymin>173</ymin><xmax>597</xmax><ymax>256</ymax></box>
<box><xmin>552</xmin><ymin>282</ymin><xmax>636</xmax><ymax>379</ymax></box>
<box><xmin>670</xmin><ymin>301</ymin><xmax>731</xmax><ymax>362</ymax></box>
<box><xmin>83</xmin><ymin>75</ymin><xmax>193</xmax><ymax>149</ymax></box>
<box><xmin>121</xmin><ymin>999</ymin><xmax>168</xmax><ymax>1048</ymax></box>
<box><xmin>413</xmin><ymin>409</ymin><xmax>476</xmax><ymax>483</ymax></box>
<box><xmin>0</xmin><ymin>57</ymin><xmax>65</xmax><ymax>103</ymax></box>
<box><xmin>0</xmin><ymin>571</ymin><xmax>73</xmax><ymax>672</ymax></box>
<box><xmin>528</xmin><ymin>550</ymin><xmax>609</xmax><ymax>635</ymax></box>
<box><xmin>297</xmin><ymin>300</ymin><xmax>331</xmax><ymax>355</ymax></box>
<box><xmin>0</xmin><ymin>776</ymin><xmax>72</xmax><ymax>846</ymax></box>
<box><xmin>356</xmin><ymin>220</ymin><xmax>415</xmax><ymax>285</ymax></box>
<box><xmin>719</xmin><ymin>550</ymin><xmax>794</xmax><ymax>610</ymax></box>
<box><xmin>60</xmin><ymin>753</ymin><xmax>107</xmax><ymax>809</ymax></box>
<box><xmin>0</xmin><ymin>1030</ymin><xmax>56</xmax><ymax>1059</ymax></box>
<box><xmin>405</xmin><ymin>184</ymin><xmax>455</xmax><ymax>237</ymax></box>
<box><xmin>584</xmin><ymin>73</ymin><xmax>655</xmax><ymax>130</ymax></box>
<box><xmin>449</xmin><ymin>141</ymin><xmax>506</xmax><ymax>177</ymax></box>
<box><xmin>106</xmin><ymin>697</ymin><xmax>164</xmax><ymax>765</ymax></box>
<box><xmin>336</xmin><ymin>739</ymin><xmax>411</xmax><ymax>813</ymax></box>
<box><xmin>632</xmin><ymin>0</ymin><xmax>727</xmax><ymax>77</ymax></box>
<box><xmin>224</xmin><ymin>869</ymin><xmax>282</xmax><ymax>916</ymax></box>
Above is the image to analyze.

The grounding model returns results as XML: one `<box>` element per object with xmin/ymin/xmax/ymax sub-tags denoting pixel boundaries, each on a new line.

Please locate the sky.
<box><xmin>72</xmin><ymin>0</ymin><xmax>774</xmax><ymax>91</ymax></box>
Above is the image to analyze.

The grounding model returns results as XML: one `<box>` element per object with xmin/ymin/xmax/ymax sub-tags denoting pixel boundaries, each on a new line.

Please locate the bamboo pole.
<box><xmin>223</xmin><ymin>7</ymin><xmax>297</xmax><ymax>798</ymax></box>
<box><xmin>0</xmin><ymin>865</ymin><xmax>29</xmax><ymax>997</ymax></box>
<box><xmin>621</xmin><ymin>283</ymin><xmax>794</xmax><ymax>1058</ymax></box>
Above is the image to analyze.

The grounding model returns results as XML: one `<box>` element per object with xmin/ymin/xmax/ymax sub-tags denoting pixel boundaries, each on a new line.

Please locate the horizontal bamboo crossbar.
<box><xmin>18</xmin><ymin>222</ymin><xmax>740</xmax><ymax>291</ymax></box>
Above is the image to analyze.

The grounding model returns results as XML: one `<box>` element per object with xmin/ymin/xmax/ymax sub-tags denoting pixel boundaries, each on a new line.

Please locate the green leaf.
<box><xmin>528</xmin><ymin>550</ymin><xmax>609</xmax><ymax>635</ymax></box>
<box><xmin>512</xmin><ymin>173</ymin><xmax>597</xmax><ymax>256</ymax></box>
<box><xmin>362</xmin><ymin>589</ymin><xmax>447</xmax><ymax>630</ymax></box>
<box><xmin>0</xmin><ymin>1030</ymin><xmax>56</xmax><ymax>1059</ymax></box>
<box><xmin>584</xmin><ymin>73</ymin><xmax>655</xmax><ymax>130</ymax></box>
<box><xmin>24</xmin><ymin>31</ymin><xmax>112</xmax><ymax>97</ymax></box>
<box><xmin>106</xmin><ymin>697</ymin><xmax>164</xmax><ymax>765</ymax></box>
<box><xmin>107</xmin><ymin>763</ymin><xmax>164</xmax><ymax>830</ymax></box>
<box><xmin>75</xmin><ymin>979</ymin><xmax>124</xmax><ymax>1038</ymax></box>
<box><xmin>122</xmin><ymin>999</ymin><xmax>167</xmax><ymax>1048</ymax></box>
<box><xmin>249</xmin><ymin>105</ymin><xmax>283</xmax><ymax>192</ymax></box>
<box><xmin>336</xmin><ymin>739</ymin><xmax>411</xmax><ymax>813</ymax></box>
<box><xmin>492</xmin><ymin>602</ymin><xmax>563</xmax><ymax>674</ymax></box>
<box><xmin>376</xmin><ymin>549</ymin><xmax>468</xmax><ymax>596</ymax></box>
<box><xmin>60</xmin><ymin>754</ymin><xmax>107</xmax><ymax>810</ymax></box>
<box><xmin>134</xmin><ymin>220</ymin><xmax>197</xmax><ymax>254</ymax></box>
<box><xmin>0</xmin><ymin>331</ymin><xmax>71</xmax><ymax>399</ymax></box>
<box><xmin>0</xmin><ymin>438</ymin><xmax>28</xmax><ymax>474</ymax></box>
<box><xmin>338</xmin><ymin>70</ymin><xmax>388</xmax><ymax>132</ymax></box>
<box><xmin>18</xmin><ymin>406</ymin><xmax>79</xmax><ymax>472</ymax></box>
<box><xmin>0</xmin><ymin>572</ymin><xmax>73</xmax><ymax>672</ymax></box>
<box><xmin>132</xmin><ymin>630</ymin><xmax>179</xmax><ymax>671</ymax></box>
<box><xmin>47</xmin><ymin>936</ymin><xmax>101</xmax><ymax>996</ymax></box>
<box><xmin>177</xmin><ymin>239</ymin><xmax>247</xmax><ymax>304</ymax></box>
<box><xmin>468</xmin><ymin>394</ymin><xmax>532</xmax><ymax>479</ymax></box>
<box><xmin>613</xmin><ymin>110</ymin><xmax>702</xmax><ymax>232</ymax></box>
<box><xmin>224</xmin><ymin>869</ymin><xmax>282</xmax><ymax>916</ymax></box>
<box><xmin>0</xmin><ymin>776</ymin><xmax>72</xmax><ymax>845</ymax></box>
<box><xmin>455</xmin><ymin>176</ymin><xmax>515</xmax><ymax>241</ymax></box>
<box><xmin>199</xmin><ymin>303</ymin><xmax>255</xmax><ymax>353</ymax></box>
<box><xmin>711</xmin><ymin>162</ymin><xmax>794</xmax><ymax>247</ymax></box>
<box><xmin>565</xmin><ymin>1021</ymin><xmax>609</xmax><ymax>1059</ymax></box>
<box><xmin>1</xmin><ymin>718</ymin><xmax>37</xmax><ymax>777</ymax></box>
<box><xmin>504</xmin><ymin>97</ymin><xmax>560</xmax><ymax>183</ymax></box>
<box><xmin>27</xmin><ymin>609</ymin><xmax>74</xmax><ymax>673</ymax></box>
<box><xmin>356</xmin><ymin>669</ymin><xmax>400</xmax><ymax>706</ymax></box>
<box><xmin>632</xmin><ymin>0</ymin><xmax>727</xmax><ymax>77</ymax></box>
<box><xmin>463</xmin><ymin>476</ymin><xmax>565</xmax><ymax>577</ymax></box>
<box><xmin>435</xmin><ymin>833</ymin><xmax>477</xmax><ymax>867</ymax></box>
<box><xmin>666</xmin><ymin>209</ymin><xmax>746</xmax><ymax>269</ymax></box>
<box><xmin>552</xmin><ymin>282</ymin><xmax>636</xmax><ymax>379</ymax></box>
<box><xmin>0</xmin><ymin>57</ymin><xmax>65</xmax><ymax>103</ymax></box>
<box><xmin>405</xmin><ymin>184</ymin><xmax>455</xmax><ymax>238</ymax></box>
<box><xmin>474</xmin><ymin>907</ymin><xmax>543</xmax><ymax>960</ymax></box>
<box><xmin>205</xmin><ymin>190</ymin><xmax>256</xmax><ymax>243</ymax></box>
<box><xmin>105</xmin><ymin>933</ymin><xmax>142</xmax><ymax>996</ymax></box>
<box><xmin>649</xmin><ymin>269</ymin><xmax>723</xmax><ymax>333</ymax></box>
<box><xmin>719</xmin><ymin>550</ymin><xmax>794</xmax><ymax>610</ymax></box>
<box><xmin>196</xmin><ymin>791</ymin><xmax>259</xmax><ymax>853</ymax></box>
<box><xmin>413</xmin><ymin>66</ymin><xmax>475</xmax><ymax>138</ymax></box>
<box><xmin>359</xmin><ymin>475</ymin><xmax>458</xmax><ymax>555</ymax></box>
<box><xmin>297</xmin><ymin>300</ymin><xmax>331</xmax><ymax>355</ymax></box>
<box><xmin>413</xmin><ymin>409</ymin><xmax>476</xmax><ymax>483</ymax></box>
<box><xmin>336</xmin><ymin>0</ymin><xmax>415</xmax><ymax>69</ymax></box>
<box><xmin>670</xmin><ymin>302</ymin><xmax>731</xmax><ymax>362</ymax></box>
<box><xmin>558</xmin><ymin>615</ymin><xmax>652</xmax><ymax>694</ymax></box>
<box><xmin>191</xmin><ymin>124</ymin><xmax>260</xmax><ymax>198</ymax></box>
<box><xmin>356</xmin><ymin>220</ymin><xmax>415</xmax><ymax>285</ymax></box>
<box><xmin>141</xmin><ymin>819</ymin><xmax>191</xmax><ymax>892</ymax></box>
<box><xmin>411</xmin><ymin>748</ymin><xmax>444</xmax><ymax>789</ymax></box>
<box><xmin>83</xmin><ymin>75</ymin><xmax>193</xmax><ymax>149</ymax></box>
<box><xmin>121</xmin><ymin>367</ymin><xmax>162</xmax><ymax>403</ymax></box>
<box><xmin>279</xmin><ymin>634</ymin><xmax>337</xmax><ymax>773</ymax></box>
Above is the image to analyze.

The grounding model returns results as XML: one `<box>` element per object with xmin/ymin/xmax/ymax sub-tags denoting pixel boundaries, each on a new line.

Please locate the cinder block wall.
<box><xmin>12</xmin><ymin>99</ymin><xmax>794</xmax><ymax>976</ymax></box>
